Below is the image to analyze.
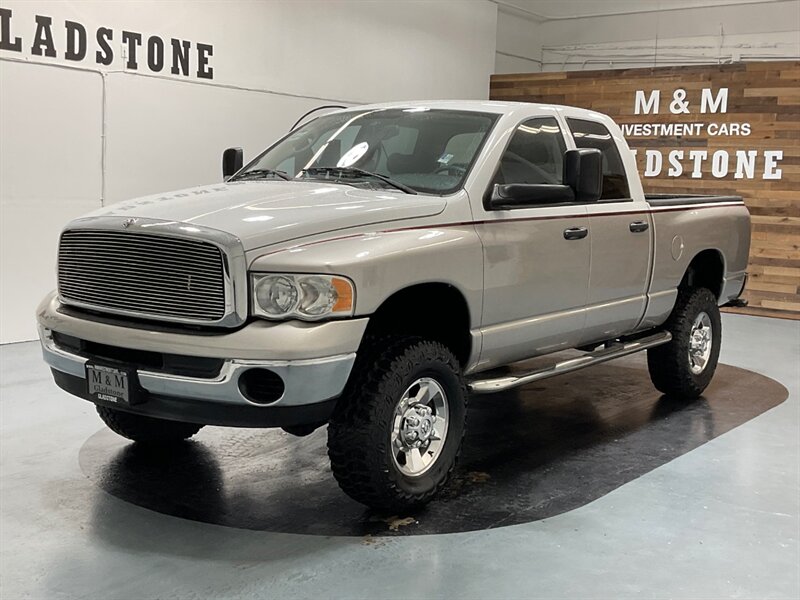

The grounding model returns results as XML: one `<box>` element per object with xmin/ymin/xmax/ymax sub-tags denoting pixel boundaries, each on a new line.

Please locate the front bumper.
<box><xmin>37</xmin><ymin>292</ymin><xmax>368</xmax><ymax>427</ymax></box>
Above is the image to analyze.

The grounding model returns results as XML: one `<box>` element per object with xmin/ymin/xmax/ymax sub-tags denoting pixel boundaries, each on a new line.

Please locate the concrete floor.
<box><xmin>1</xmin><ymin>313</ymin><xmax>798</xmax><ymax>599</ymax></box>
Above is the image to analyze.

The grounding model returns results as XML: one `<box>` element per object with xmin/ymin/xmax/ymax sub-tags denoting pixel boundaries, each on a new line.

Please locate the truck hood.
<box><xmin>85</xmin><ymin>181</ymin><xmax>446</xmax><ymax>250</ymax></box>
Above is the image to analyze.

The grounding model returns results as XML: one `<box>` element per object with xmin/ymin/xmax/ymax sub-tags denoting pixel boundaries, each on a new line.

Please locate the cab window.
<box><xmin>566</xmin><ymin>118</ymin><xmax>630</xmax><ymax>200</ymax></box>
<box><xmin>494</xmin><ymin>117</ymin><xmax>566</xmax><ymax>186</ymax></box>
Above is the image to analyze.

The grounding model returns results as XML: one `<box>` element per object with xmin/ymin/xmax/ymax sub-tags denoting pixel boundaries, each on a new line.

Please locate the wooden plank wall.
<box><xmin>490</xmin><ymin>61</ymin><xmax>800</xmax><ymax>319</ymax></box>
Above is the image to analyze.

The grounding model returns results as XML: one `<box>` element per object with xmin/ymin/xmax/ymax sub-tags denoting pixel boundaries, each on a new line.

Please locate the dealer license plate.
<box><xmin>86</xmin><ymin>363</ymin><xmax>134</xmax><ymax>405</ymax></box>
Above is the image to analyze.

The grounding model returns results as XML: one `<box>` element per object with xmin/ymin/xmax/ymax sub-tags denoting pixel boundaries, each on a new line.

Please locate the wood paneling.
<box><xmin>491</xmin><ymin>61</ymin><xmax>800</xmax><ymax>320</ymax></box>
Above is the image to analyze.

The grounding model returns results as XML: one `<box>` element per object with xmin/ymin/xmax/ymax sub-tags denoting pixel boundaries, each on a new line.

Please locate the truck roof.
<box><xmin>339</xmin><ymin>99</ymin><xmax>601</xmax><ymax>117</ymax></box>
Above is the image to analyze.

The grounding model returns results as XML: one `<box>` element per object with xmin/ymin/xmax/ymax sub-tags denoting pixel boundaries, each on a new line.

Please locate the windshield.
<box><xmin>232</xmin><ymin>108</ymin><xmax>499</xmax><ymax>194</ymax></box>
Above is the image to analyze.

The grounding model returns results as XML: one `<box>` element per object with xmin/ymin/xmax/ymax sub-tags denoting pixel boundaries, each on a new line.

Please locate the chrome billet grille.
<box><xmin>58</xmin><ymin>229</ymin><xmax>227</xmax><ymax>323</ymax></box>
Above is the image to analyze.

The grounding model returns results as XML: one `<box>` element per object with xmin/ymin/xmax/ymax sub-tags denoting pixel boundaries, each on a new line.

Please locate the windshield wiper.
<box><xmin>298</xmin><ymin>167</ymin><xmax>417</xmax><ymax>195</ymax></box>
<box><xmin>231</xmin><ymin>168</ymin><xmax>291</xmax><ymax>181</ymax></box>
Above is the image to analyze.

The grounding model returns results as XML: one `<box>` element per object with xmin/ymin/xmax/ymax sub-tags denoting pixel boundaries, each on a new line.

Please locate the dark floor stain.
<box><xmin>79</xmin><ymin>353</ymin><xmax>787</xmax><ymax>536</ymax></box>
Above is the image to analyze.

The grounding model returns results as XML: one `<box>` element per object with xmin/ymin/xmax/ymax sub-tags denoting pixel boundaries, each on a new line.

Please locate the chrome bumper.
<box><xmin>39</xmin><ymin>326</ymin><xmax>356</xmax><ymax>408</ymax></box>
<box><xmin>36</xmin><ymin>290</ymin><xmax>367</xmax><ymax>412</ymax></box>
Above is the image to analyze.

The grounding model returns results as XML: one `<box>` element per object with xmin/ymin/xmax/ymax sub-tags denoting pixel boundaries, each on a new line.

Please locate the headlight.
<box><xmin>251</xmin><ymin>273</ymin><xmax>354</xmax><ymax>320</ymax></box>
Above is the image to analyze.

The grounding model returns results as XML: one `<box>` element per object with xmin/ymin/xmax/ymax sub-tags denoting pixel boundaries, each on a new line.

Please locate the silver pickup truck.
<box><xmin>37</xmin><ymin>101</ymin><xmax>750</xmax><ymax>510</ymax></box>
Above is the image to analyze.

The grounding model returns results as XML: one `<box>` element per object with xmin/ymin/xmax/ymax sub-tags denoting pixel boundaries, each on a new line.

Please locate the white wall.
<box><xmin>0</xmin><ymin>0</ymin><xmax>498</xmax><ymax>343</ymax></box>
<box><xmin>495</xmin><ymin>8</ymin><xmax>547</xmax><ymax>73</ymax></box>
<box><xmin>495</xmin><ymin>0</ymin><xmax>800</xmax><ymax>73</ymax></box>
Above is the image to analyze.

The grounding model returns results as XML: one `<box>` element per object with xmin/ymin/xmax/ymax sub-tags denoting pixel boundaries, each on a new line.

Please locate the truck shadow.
<box><xmin>80</xmin><ymin>353</ymin><xmax>787</xmax><ymax>537</ymax></box>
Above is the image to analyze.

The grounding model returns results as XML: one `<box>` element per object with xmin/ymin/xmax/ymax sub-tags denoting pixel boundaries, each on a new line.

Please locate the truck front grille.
<box><xmin>58</xmin><ymin>229</ymin><xmax>228</xmax><ymax>324</ymax></box>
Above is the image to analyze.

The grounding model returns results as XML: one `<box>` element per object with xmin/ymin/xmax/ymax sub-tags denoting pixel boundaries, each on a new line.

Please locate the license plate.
<box><xmin>86</xmin><ymin>363</ymin><xmax>137</xmax><ymax>405</ymax></box>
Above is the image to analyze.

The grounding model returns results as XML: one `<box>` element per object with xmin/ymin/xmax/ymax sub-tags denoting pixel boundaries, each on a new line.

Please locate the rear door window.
<box><xmin>566</xmin><ymin>118</ymin><xmax>630</xmax><ymax>200</ymax></box>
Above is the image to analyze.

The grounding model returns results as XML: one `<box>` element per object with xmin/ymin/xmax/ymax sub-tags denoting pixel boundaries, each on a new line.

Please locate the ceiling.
<box><xmin>493</xmin><ymin>0</ymin><xmax>793</xmax><ymax>20</ymax></box>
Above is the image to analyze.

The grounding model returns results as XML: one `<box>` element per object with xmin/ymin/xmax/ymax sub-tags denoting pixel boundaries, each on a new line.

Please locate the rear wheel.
<box><xmin>647</xmin><ymin>287</ymin><xmax>721</xmax><ymax>398</ymax></box>
<box><xmin>96</xmin><ymin>405</ymin><xmax>203</xmax><ymax>444</ymax></box>
<box><xmin>327</xmin><ymin>337</ymin><xmax>466</xmax><ymax>510</ymax></box>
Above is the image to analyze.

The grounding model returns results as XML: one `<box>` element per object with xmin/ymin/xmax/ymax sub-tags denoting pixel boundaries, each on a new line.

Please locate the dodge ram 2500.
<box><xmin>38</xmin><ymin>101</ymin><xmax>751</xmax><ymax>510</ymax></box>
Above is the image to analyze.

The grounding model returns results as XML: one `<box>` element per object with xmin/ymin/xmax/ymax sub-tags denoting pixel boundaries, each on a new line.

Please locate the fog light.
<box><xmin>238</xmin><ymin>369</ymin><xmax>285</xmax><ymax>404</ymax></box>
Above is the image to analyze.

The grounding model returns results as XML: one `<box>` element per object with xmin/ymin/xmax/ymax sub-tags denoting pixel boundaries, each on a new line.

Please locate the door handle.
<box><xmin>563</xmin><ymin>226</ymin><xmax>588</xmax><ymax>240</ymax></box>
<box><xmin>629</xmin><ymin>220</ymin><xmax>649</xmax><ymax>233</ymax></box>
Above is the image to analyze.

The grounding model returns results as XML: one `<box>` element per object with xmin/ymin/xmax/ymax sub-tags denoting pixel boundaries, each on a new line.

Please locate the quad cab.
<box><xmin>38</xmin><ymin>101</ymin><xmax>750</xmax><ymax>509</ymax></box>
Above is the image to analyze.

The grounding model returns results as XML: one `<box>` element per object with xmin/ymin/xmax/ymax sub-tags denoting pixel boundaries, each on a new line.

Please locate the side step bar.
<box><xmin>467</xmin><ymin>331</ymin><xmax>672</xmax><ymax>394</ymax></box>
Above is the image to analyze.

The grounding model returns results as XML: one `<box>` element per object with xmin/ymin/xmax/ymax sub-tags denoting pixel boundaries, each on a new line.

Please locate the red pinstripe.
<box><xmin>256</xmin><ymin>201</ymin><xmax>745</xmax><ymax>256</ymax></box>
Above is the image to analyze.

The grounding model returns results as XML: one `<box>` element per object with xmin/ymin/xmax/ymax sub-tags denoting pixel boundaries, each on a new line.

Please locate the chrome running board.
<box><xmin>467</xmin><ymin>331</ymin><xmax>672</xmax><ymax>394</ymax></box>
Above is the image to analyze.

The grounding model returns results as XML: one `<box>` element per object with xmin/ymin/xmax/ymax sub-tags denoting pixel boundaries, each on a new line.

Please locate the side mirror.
<box><xmin>563</xmin><ymin>148</ymin><xmax>602</xmax><ymax>202</ymax></box>
<box><xmin>222</xmin><ymin>147</ymin><xmax>243</xmax><ymax>180</ymax></box>
<box><xmin>487</xmin><ymin>183</ymin><xmax>575</xmax><ymax>210</ymax></box>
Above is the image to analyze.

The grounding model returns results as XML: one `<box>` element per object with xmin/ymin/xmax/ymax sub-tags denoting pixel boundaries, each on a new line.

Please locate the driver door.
<box><xmin>476</xmin><ymin>117</ymin><xmax>591</xmax><ymax>370</ymax></box>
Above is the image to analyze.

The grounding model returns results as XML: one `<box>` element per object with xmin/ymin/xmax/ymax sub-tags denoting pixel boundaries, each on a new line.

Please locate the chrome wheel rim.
<box><xmin>390</xmin><ymin>377</ymin><xmax>449</xmax><ymax>477</ymax></box>
<box><xmin>688</xmin><ymin>312</ymin><xmax>713</xmax><ymax>375</ymax></box>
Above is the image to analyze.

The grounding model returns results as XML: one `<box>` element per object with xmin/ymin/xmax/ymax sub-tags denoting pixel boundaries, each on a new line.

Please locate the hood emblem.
<box><xmin>122</xmin><ymin>218</ymin><xmax>138</xmax><ymax>229</ymax></box>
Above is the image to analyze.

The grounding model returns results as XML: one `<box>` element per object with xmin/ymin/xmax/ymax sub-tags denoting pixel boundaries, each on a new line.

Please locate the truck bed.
<box><xmin>645</xmin><ymin>194</ymin><xmax>744</xmax><ymax>207</ymax></box>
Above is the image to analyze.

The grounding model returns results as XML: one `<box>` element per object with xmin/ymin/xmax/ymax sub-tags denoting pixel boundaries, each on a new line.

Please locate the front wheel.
<box><xmin>647</xmin><ymin>287</ymin><xmax>722</xmax><ymax>398</ymax></box>
<box><xmin>327</xmin><ymin>337</ymin><xmax>466</xmax><ymax>511</ymax></box>
<box><xmin>96</xmin><ymin>405</ymin><xmax>203</xmax><ymax>444</ymax></box>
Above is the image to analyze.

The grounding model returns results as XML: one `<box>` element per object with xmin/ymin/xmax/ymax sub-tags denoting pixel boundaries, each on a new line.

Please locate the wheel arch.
<box><xmin>680</xmin><ymin>248</ymin><xmax>726</xmax><ymax>300</ymax></box>
<box><xmin>363</xmin><ymin>282</ymin><xmax>473</xmax><ymax>367</ymax></box>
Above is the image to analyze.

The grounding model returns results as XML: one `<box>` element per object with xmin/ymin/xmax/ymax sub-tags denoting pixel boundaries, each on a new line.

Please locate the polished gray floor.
<box><xmin>1</xmin><ymin>314</ymin><xmax>798</xmax><ymax>599</ymax></box>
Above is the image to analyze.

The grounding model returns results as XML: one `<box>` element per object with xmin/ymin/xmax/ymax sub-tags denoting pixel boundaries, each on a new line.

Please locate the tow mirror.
<box><xmin>487</xmin><ymin>183</ymin><xmax>575</xmax><ymax>210</ymax></box>
<box><xmin>563</xmin><ymin>148</ymin><xmax>602</xmax><ymax>202</ymax></box>
<box><xmin>222</xmin><ymin>147</ymin><xmax>243</xmax><ymax>180</ymax></box>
